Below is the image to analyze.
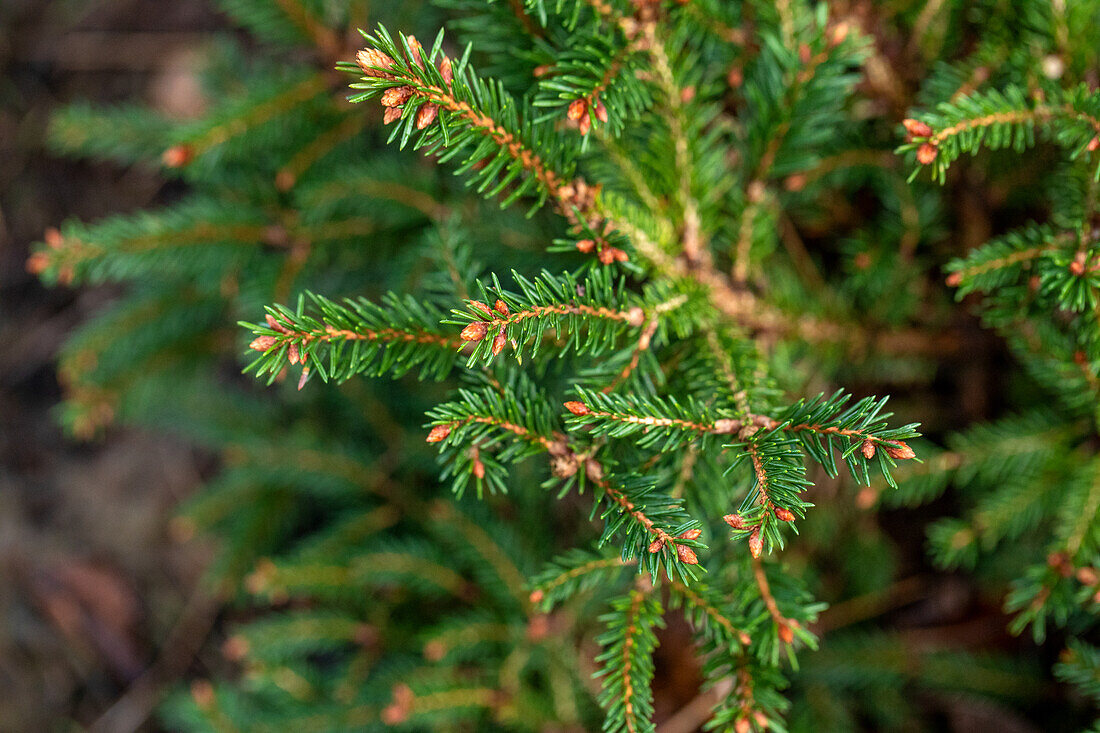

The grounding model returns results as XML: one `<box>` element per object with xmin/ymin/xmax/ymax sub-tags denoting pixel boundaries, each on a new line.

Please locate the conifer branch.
<box><xmin>596</xmin><ymin>586</ymin><xmax>663</xmax><ymax>733</ymax></box>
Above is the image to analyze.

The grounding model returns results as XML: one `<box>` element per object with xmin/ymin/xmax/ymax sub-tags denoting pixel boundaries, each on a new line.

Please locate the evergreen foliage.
<box><xmin>30</xmin><ymin>0</ymin><xmax>1100</xmax><ymax>730</ymax></box>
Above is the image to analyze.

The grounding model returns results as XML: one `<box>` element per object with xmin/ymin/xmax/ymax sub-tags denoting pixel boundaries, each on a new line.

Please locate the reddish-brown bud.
<box><xmin>676</xmin><ymin>543</ymin><xmax>699</xmax><ymax>564</ymax></box>
<box><xmin>265</xmin><ymin>313</ymin><xmax>290</xmax><ymax>333</ymax></box>
<box><xmin>1076</xmin><ymin>567</ymin><xmax>1099</xmax><ymax>586</ymax></box>
<box><xmin>625</xmin><ymin>307</ymin><xmax>646</xmax><ymax>328</ymax></box>
<box><xmin>415</xmin><ymin>103</ymin><xmax>439</xmax><ymax>129</ymax></box>
<box><xmin>748</xmin><ymin>527</ymin><xmax>763</xmax><ymax>558</ymax></box>
<box><xmin>469</xmin><ymin>300</ymin><xmax>494</xmax><ymax>317</ymax></box>
<box><xmin>575</xmin><ymin>239</ymin><xmax>595</xmax><ymax>253</ymax></box>
<box><xmin>727</xmin><ymin>66</ymin><xmax>743</xmax><ymax>88</ymax></box>
<box><xmin>567</xmin><ymin>98</ymin><xmax>587</xmax><ymax>121</ymax></box>
<box><xmin>287</xmin><ymin>343</ymin><xmax>300</xmax><ymax>365</ymax></box>
<box><xmin>297</xmin><ymin>367</ymin><xmax>310</xmax><ymax>391</ymax></box>
<box><xmin>473</xmin><ymin>459</ymin><xmax>485</xmax><ymax>479</ymax></box>
<box><xmin>916</xmin><ymin>142</ymin><xmax>938</xmax><ymax>165</ymax></box>
<box><xmin>578</xmin><ymin>113</ymin><xmax>592</xmax><ymax>136</ymax></box>
<box><xmin>1088</xmin><ymin>136</ymin><xmax>1100</xmax><ymax>152</ymax></box>
<box><xmin>861</xmin><ymin>440</ymin><xmax>876</xmax><ymax>459</ymax></box>
<box><xmin>529</xmin><ymin>589</ymin><xmax>545</xmax><ymax>604</ymax></box>
<box><xmin>945</xmin><ymin>271</ymin><xmax>963</xmax><ymax>287</ymax></box>
<box><xmin>249</xmin><ymin>335</ymin><xmax>278</xmax><ymax>352</ymax></box>
<box><xmin>44</xmin><ymin>227</ymin><xmax>63</xmax><ymax>249</ymax></box>
<box><xmin>460</xmin><ymin>321</ymin><xmax>489</xmax><ymax>341</ymax></box>
<box><xmin>724</xmin><ymin>513</ymin><xmax>746</xmax><ymax>530</ymax></box>
<box><xmin>598</xmin><ymin>247</ymin><xmax>616</xmax><ymax>265</ymax></box>
<box><xmin>882</xmin><ymin>440</ymin><xmax>916</xmax><ymax>460</ymax></box>
<box><xmin>439</xmin><ymin>56</ymin><xmax>453</xmax><ymax>85</ymax></box>
<box><xmin>648</xmin><ymin>539</ymin><xmax>665</xmax><ymax>553</ymax></box>
<box><xmin>678</xmin><ymin>528</ymin><xmax>702</xmax><ymax>540</ymax></box>
<box><xmin>222</xmin><ymin>635</ymin><xmax>249</xmax><ymax>661</ymax></box>
<box><xmin>356</xmin><ymin>48</ymin><xmax>395</xmax><ymax>76</ymax></box>
<box><xmin>25</xmin><ymin>252</ymin><xmax>49</xmax><ymax>274</ymax></box>
<box><xmin>406</xmin><ymin>35</ymin><xmax>424</xmax><ymax>68</ymax></box>
<box><xmin>738</xmin><ymin>631</ymin><xmax>752</xmax><ymax>647</ymax></box>
<box><xmin>829</xmin><ymin>21</ymin><xmax>850</xmax><ymax>47</ymax></box>
<box><xmin>380</xmin><ymin>85</ymin><xmax>414</xmax><ymax>107</ymax></box>
<box><xmin>612</xmin><ymin>247</ymin><xmax>629</xmax><ymax>262</ymax></box>
<box><xmin>492</xmin><ymin>330</ymin><xmax>507</xmax><ymax>355</ymax></box>
<box><xmin>784</xmin><ymin>173</ymin><xmax>807</xmax><ymax>192</ymax></box>
<box><xmin>426</xmin><ymin>424</ymin><xmax>452</xmax><ymax>443</ymax></box>
<box><xmin>774</xmin><ymin>507</ymin><xmax>796</xmax><ymax>522</ymax></box>
<box><xmin>902</xmin><ymin>118</ymin><xmax>934</xmax><ymax>138</ymax></box>
<box><xmin>594</xmin><ymin>99</ymin><xmax>609</xmax><ymax>124</ymax></box>
<box><xmin>162</xmin><ymin>144</ymin><xmax>193</xmax><ymax>168</ymax></box>
<box><xmin>778</xmin><ymin>623</ymin><xmax>794</xmax><ymax>644</ymax></box>
<box><xmin>735</xmin><ymin>717</ymin><xmax>751</xmax><ymax>733</ymax></box>
<box><xmin>563</xmin><ymin>401</ymin><xmax>590</xmax><ymax>416</ymax></box>
<box><xmin>383</xmin><ymin>106</ymin><xmax>402</xmax><ymax>125</ymax></box>
<box><xmin>493</xmin><ymin>299</ymin><xmax>509</xmax><ymax>316</ymax></box>
<box><xmin>798</xmin><ymin>43</ymin><xmax>812</xmax><ymax>65</ymax></box>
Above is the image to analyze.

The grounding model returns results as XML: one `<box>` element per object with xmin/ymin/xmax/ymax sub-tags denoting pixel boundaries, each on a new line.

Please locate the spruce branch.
<box><xmin>596</xmin><ymin>586</ymin><xmax>663</xmax><ymax>733</ymax></box>
<box><xmin>242</xmin><ymin>292</ymin><xmax>462</xmax><ymax>388</ymax></box>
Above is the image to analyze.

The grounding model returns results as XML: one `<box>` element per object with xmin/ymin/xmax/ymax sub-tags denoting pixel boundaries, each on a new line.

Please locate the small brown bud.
<box><xmin>249</xmin><ymin>335</ymin><xmax>278</xmax><ymax>352</ymax></box>
<box><xmin>648</xmin><ymin>539</ymin><xmax>665</xmax><ymax>553</ymax></box>
<box><xmin>738</xmin><ymin>631</ymin><xmax>752</xmax><ymax>646</ymax></box>
<box><xmin>460</xmin><ymin>322</ymin><xmax>489</xmax><ymax>341</ymax></box>
<box><xmin>297</xmin><ymin>366</ymin><xmax>310</xmax><ymax>391</ymax></box>
<box><xmin>678</xmin><ymin>528</ymin><xmax>702</xmax><ymax>540</ymax></box>
<box><xmin>439</xmin><ymin>56</ymin><xmax>453</xmax><ymax>85</ymax></box>
<box><xmin>625</xmin><ymin>306</ymin><xmax>646</xmax><ymax>328</ymax></box>
<box><xmin>945</xmin><ymin>272</ymin><xmax>963</xmax><ymax>287</ymax></box>
<box><xmin>727</xmin><ymin>66</ymin><xmax>743</xmax><ymax>88</ymax></box>
<box><xmin>44</xmin><ymin>227</ymin><xmax>63</xmax><ymax>249</ymax></box>
<box><xmin>798</xmin><ymin>43</ymin><xmax>812</xmax><ymax>65</ymax></box>
<box><xmin>829</xmin><ymin>21</ymin><xmax>850</xmax><ymax>47</ymax></box>
<box><xmin>473</xmin><ymin>459</ymin><xmax>485</xmax><ymax>479</ymax></box>
<box><xmin>594</xmin><ymin>99</ymin><xmax>609</xmax><ymax>123</ymax></box>
<box><xmin>527</xmin><ymin>614</ymin><xmax>550</xmax><ymax>641</ymax></box>
<box><xmin>1076</xmin><ymin>567</ymin><xmax>1098</xmax><ymax>586</ymax></box>
<box><xmin>567</xmin><ymin>98</ymin><xmax>587</xmax><ymax>121</ymax></box>
<box><xmin>598</xmin><ymin>247</ymin><xmax>618</xmax><ymax>265</ymax></box>
<box><xmin>356</xmin><ymin>48</ymin><xmax>395</xmax><ymax>76</ymax></box>
<box><xmin>735</xmin><ymin>717</ymin><xmax>751</xmax><ymax>733</ymax></box>
<box><xmin>1070</xmin><ymin>252</ymin><xmax>1087</xmax><ymax>276</ymax></box>
<box><xmin>190</xmin><ymin>680</ymin><xmax>216</xmax><ymax>709</ymax></box>
<box><xmin>25</xmin><ymin>252</ymin><xmax>49</xmax><ymax>274</ymax></box>
<box><xmin>748</xmin><ymin>527</ymin><xmax>763</xmax><ymax>558</ymax></box>
<box><xmin>724</xmin><ymin>513</ymin><xmax>746</xmax><ymax>530</ymax></box>
<box><xmin>861</xmin><ymin>440</ymin><xmax>876</xmax><ymax>459</ymax></box>
<box><xmin>491</xmin><ymin>299</ymin><xmax>509</xmax><ymax>316</ymax></box>
<box><xmin>266</xmin><ymin>313</ymin><xmax>290</xmax><ymax>333</ymax></box>
<box><xmin>575</xmin><ymin>238</ymin><xmax>595</xmax><ymax>253</ymax></box>
<box><xmin>916</xmin><ymin>142</ymin><xmax>938</xmax><ymax>165</ymax></box>
<box><xmin>613</xmin><ymin>247</ymin><xmax>629</xmax><ymax>262</ymax></box>
<box><xmin>774</xmin><ymin>507</ymin><xmax>796</xmax><ymax>522</ymax></box>
<box><xmin>778</xmin><ymin>623</ymin><xmax>794</xmax><ymax>644</ymax></box>
<box><xmin>426</xmin><ymin>424</ymin><xmax>452</xmax><ymax>443</ymax></box>
<box><xmin>406</xmin><ymin>35</ymin><xmax>424</xmax><ymax>68</ymax></box>
<box><xmin>380</xmin><ymin>85</ymin><xmax>414</xmax><ymax>107</ymax></box>
<box><xmin>469</xmin><ymin>300</ymin><xmax>494</xmax><ymax>317</ymax></box>
<box><xmin>882</xmin><ymin>441</ymin><xmax>916</xmax><ymax>460</ymax></box>
<box><xmin>529</xmin><ymin>589</ymin><xmax>545</xmax><ymax>604</ymax></box>
<box><xmin>381</xmin><ymin>704</ymin><xmax>407</xmax><ymax>725</ymax></box>
<box><xmin>222</xmin><ymin>635</ymin><xmax>249</xmax><ymax>661</ymax></box>
<box><xmin>492</xmin><ymin>330</ymin><xmax>507</xmax><ymax>355</ymax></box>
<box><xmin>784</xmin><ymin>173</ymin><xmax>807</xmax><ymax>192</ymax></box>
<box><xmin>1089</xmin><ymin>136</ymin><xmax>1100</xmax><ymax>152</ymax></box>
<box><xmin>578</xmin><ymin>112</ymin><xmax>592</xmax><ymax>136</ymax></box>
<box><xmin>287</xmin><ymin>343</ymin><xmax>300</xmax><ymax>364</ymax></box>
<box><xmin>423</xmin><ymin>639</ymin><xmax>446</xmax><ymax>661</ymax></box>
<box><xmin>676</xmin><ymin>543</ymin><xmax>699</xmax><ymax>564</ymax></box>
<box><xmin>680</xmin><ymin>86</ymin><xmax>696</xmax><ymax>103</ymax></box>
<box><xmin>533</xmin><ymin>64</ymin><xmax>552</xmax><ymax>77</ymax></box>
<box><xmin>415</xmin><ymin>103</ymin><xmax>439</xmax><ymax>129</ymax></box>
<box><xmin>902</xmin><ymin>118</ymin><xmax>934</xmax><ymax>138</ymax></box>
<box><xmin>383</xmin><ymin>106</ymin><xmax>402</xmax><ymax>124</ymax></box>
<box><xmin>162</xmin><ymin>144</ymin><xmax>193</xmax><ymax>168</ymax></box>
<box><xmin>563</xmin><ymin>401</ymin><xmax>590</xmax><ymax>416</ymax></box>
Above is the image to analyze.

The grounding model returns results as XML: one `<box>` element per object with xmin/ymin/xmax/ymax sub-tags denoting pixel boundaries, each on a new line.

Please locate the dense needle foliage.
<box><xmin>30</xmin><ymin>0</ymin><xmax>1100</xmax><ymax>730</ymax></box>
